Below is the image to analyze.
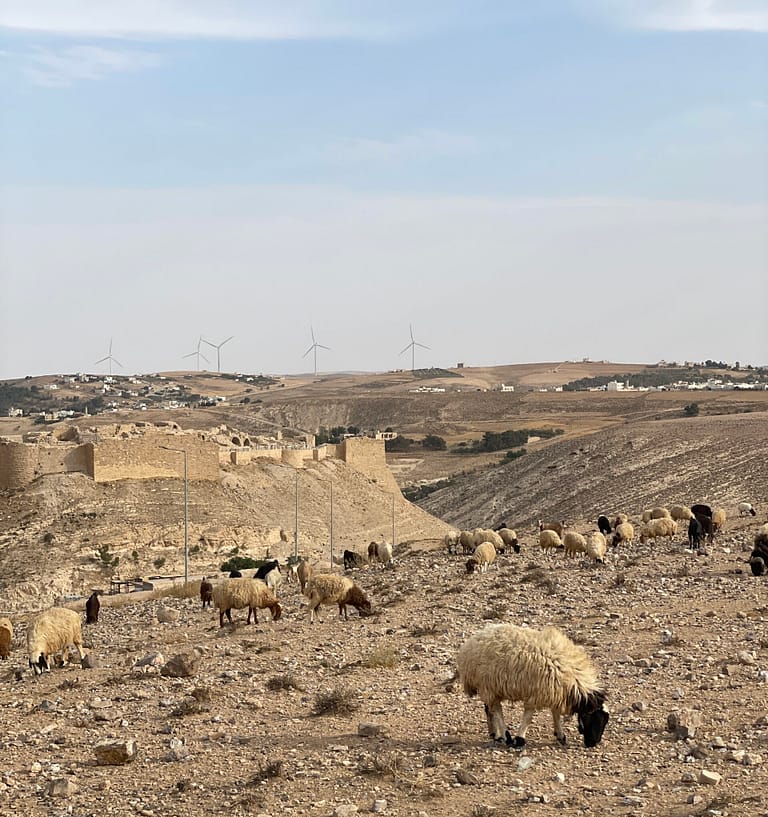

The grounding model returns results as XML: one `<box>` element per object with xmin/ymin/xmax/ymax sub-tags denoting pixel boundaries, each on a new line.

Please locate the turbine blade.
<box><xmin>410</xmin><ymin>325</ymin><xmax>415</xmax><ymax>342</ymax></box>
<box><xmin>399</xmin><ymin>342</ymin><xmax>413</xmax><ymax>355</ymax></box>
<box><xmin>183</xmin><ymin>351</ymin><xmax>196</xmax><ymax>359</ymax></box>
<box><xmin>95</xmin><ymin>356</ymin><xmax>109</xmax><ymax>364</ymax></box>
<box><xmin>415</xmin><ymin>342</ymin><xmax>430</xmax><ymax>350</ymax></box>
<box><xmin>318</xmin><ymin>344</ymin><xmax>331</xmax><ymax>351</ymax></box>
<box><xmin>221</xmin><ymin>336</ymin><xmax>234</xmax><ymax>347</ymax></box>
<box><xmin>199</xmin><ymin>352</ymin><xmax>210</xmax><ymax>363</ymax></box>
<box><xmin>303</xmin><ymin>345</ymin><xmax>314</xmax><ymax>357</ymax></box>
<box><xmin>202</xmin><ymin>338</ymin><xmax>217</xmax><ymax>349</ymax></box>
<box><xmin>112</xmin><ymin>358</ymin><xmax>123</xmax><ymax>368</ymax></box>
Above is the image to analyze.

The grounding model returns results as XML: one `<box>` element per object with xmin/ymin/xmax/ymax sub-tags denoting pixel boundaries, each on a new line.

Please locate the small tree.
<box><xmin>422</xmin><ymin>434</ymin><xmax>447</xmax><ymax>451</ymax></box>
<box><xmin>97</xmin><ymin>543</ymin><xmax>119</xmax><ymax>568</ymax></box>
<box><xmin>684</xmin><ymin>402</ymin><xmax>700</xmax><ymax>417</ymax></box>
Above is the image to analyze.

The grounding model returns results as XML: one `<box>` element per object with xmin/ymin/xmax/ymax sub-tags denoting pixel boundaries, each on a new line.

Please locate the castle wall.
<box><xmin>340</xmin><ymin>437</ymin><xmax>401</xmax><ymax>494</ymax></box>
<box><xmin>0</xmin><ymin>440</ymin><xmax>94</xmax><ymax>488</ymax></box>
<box><xmin>92</xmin><ymin>434</ymin><xmax>219</xmax><ymax>482</ymax></box>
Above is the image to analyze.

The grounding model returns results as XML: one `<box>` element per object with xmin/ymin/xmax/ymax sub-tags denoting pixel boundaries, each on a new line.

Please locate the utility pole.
<box><xmin>159</xmin><ymin>445</ymin><xmax>189</xmax><ymax>584</ymax></box>
<box><xmin>329</xmin><ymin>480</ymin><xmax>334</xmax><ymax>567</ymax></box>
<box><xmin>294</xmin><ymin>470</ymin><xmax>299</xmax><ymax>559</ymax></box>
<box><xmin>391</xmin><ymin>493</ymin><xmax>395</xmax><ymax>551</ymax></box>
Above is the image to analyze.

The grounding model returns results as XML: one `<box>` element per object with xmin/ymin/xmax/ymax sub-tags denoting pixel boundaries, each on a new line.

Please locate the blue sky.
<box><xmin>1</xmin><ymin>1</ymin><xmax>766</xmax><ymax>378</ymax></box>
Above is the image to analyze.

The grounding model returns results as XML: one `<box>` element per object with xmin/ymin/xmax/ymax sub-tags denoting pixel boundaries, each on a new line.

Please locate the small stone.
<box><xmin>632</xmin><ymin>701</ymin><xmax>648</xmax><ymax>711</ymax></box>
<box><xmin>160</xmin><ymin>650</ymin><xmax>201</xmax><ymax>678</ymax></box>
<box><xmin>737</xmin><ymin>651</ymin><xmax>756</xmax><ymax>665</ymax></box>
<box><xmin>456</xmin><ymin>768</ymin><xmax>479</xmax><ymax>785</ymax></box>
<box><xmin>372</xmin><ymin>799</ymin><xmax>387</xmax><ymax>813</ymax></box>
<box><xmin>710</xmin><ymin>736</ymin><xmax>726</xmax><ymax>749</ymax></box>
<box><xmin>81</xmin><ymin>653</ymin><xmax>100</xmax><ymax>669</ymax></box>
<box><xmin>742</xmin><ymin>753</ymin><xmax>763</xmax><ymax>766</ymax></box>
<box><xmin>134</xmin><ymin>652</ymin><xmax>165</xmax><ymax>668</ymax></box>
<box><xmin>423</xmin><ymin>754</ymin><xmax>437</xmax><ymax>768</ymax></box>
<box><xmin>688</xmin><ymin>745</ymin><xmax>708</xmax><ymax>760</ymax></box>
<box><xmin>358</xmin><ymin>722</ymin><xmax>388</xmax><ymax>738</ymax></box>
<box><xmin>157</xmin><ymin>607</ymin><xmax>179</xmax><ymax>623</ymax></box>
<box><xmin>517</xmin><ymin>757</ymin><xmax>533</xmax><ymax>772</ymax></box>
<box><xmin>334</xmin><ymin>806</ymin><xmax>358</xmax><ymax>817</ymax></box>
<box><xmin>681</xmin><ymin>772</ymin><xmax>696</xmax><ymax>783</ymax></box>
<box><xmin>687</xmin><ymin>794</ymin><xmax>704</xmax><ymax>805</ymax></box>
<box><xmin>722</xmin><ymin>664</ymin><xmax>739</xmax><ymax>677</ymax></box>
<box><xmin>46</xmin><ymin>778</ymin><xmax>78</xmax><ymax>798</ymax></box>
<box><xmin>622</xmin><ymin>796</ymin><xmax>643</xmax><ymax>806</ymax></box>
<box><xmin>667</xmin><ymin>709</ymin><xmax>702</xmax><ymax>740</ymax></box>
<box><xmin>94</xmin><ymin>739</ymin><xmax>138</xmax><ymax>765</ymax></box>
<box><xmin>554</xmin><ymin>772</ymin><xmax>565</xmax><ymax>783</ymax></box>
<box><xmin>727</xmin><ymin>750</ymin><xmax>746</xmax><ymax>763</ymax></box>
<box><xmin>698</xmin><ymin>770</ymin><xmax>721</xmax><ymax>786</ymax></box>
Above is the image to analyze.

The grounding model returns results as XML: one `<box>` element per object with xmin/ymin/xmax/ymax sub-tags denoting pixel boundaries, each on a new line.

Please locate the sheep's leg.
<box><xmin>483</xmin><ymin>701</ymin><xmax>507</xmax><ymax>743</ymax></box>
<box><xmin>73</xmin><ymin>639</ymin><xmax>86</xmax><ymax>661</ymax></box>
<box><xmin>508</xmin><ymin>707</ymin><xmax>536</xmax><ymax>749</ymax></box>
<box><xmin>309</xmin><ymin>601</ymin><xmax>321</xmax><ymax>624</ymax></box>
<box><xmin>551</xmin><ymin>710</ymin><xmax>567</xmax><ymax>745</ymax></box>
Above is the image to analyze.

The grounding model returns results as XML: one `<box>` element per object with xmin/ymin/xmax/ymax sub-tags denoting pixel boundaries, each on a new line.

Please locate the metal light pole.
<box><xmin>391</xmin><ymin>493</ymin><xmax>395</xmax><ymax>550</ymax></box>
<box><xmin>294</xmin><ymin>470</ymin><xmax>299</xmax><ymax>560</ymax></box>
<box><xmin>160</xmin><ymin>445</ymin><xmax>189</xmax><ymax>585</ymax></box>
<box><xmin>329</xmin><ymin>480</ymin><xmax>334</xmax><ymax>567</ymax></box>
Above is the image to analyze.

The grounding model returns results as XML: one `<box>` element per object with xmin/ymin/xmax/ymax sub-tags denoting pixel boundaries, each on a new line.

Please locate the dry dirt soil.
<box><xmin>0</xmin><ymin>520</ymin><xmax>766</xmax><ymax>817</ymax></box>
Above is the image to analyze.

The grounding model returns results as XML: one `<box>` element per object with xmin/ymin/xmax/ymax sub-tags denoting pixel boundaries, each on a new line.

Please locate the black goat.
<box><xmin>229</xmin><ymin>570</ymin><xmax>242</xmax><ymax>578</ymax></box>
<box><xmin>254</xmin><ymin>560</ymin><xmax>280</xmax><ymax>581</ymax></box>
<box><xmin>691</xmin><ymin>503</ymin><xmax>712</xmax><ymax>519</ymax></box>
<box><xmin>343</xmin><ymin>549</ymin><xmax>366</xmax><ymax>570</ymax></box>
<box><xmin>687</xmin><ymin>517</ymin><xmax>704</xmax><ymax>551</ymax></box>
<box><xmin>749</xmin><ymin>530</ymin><xmax>768</xmax><ymax>576</ymax></box>
<box><xmin>85</xmin><ymin>591</ymin><xmax>100</xmax><ymax>625</ymax></box>
<box><xmin>597</xmin><ymin>515</ymin><xmax>612</xmax><ymax>535</ymax></box>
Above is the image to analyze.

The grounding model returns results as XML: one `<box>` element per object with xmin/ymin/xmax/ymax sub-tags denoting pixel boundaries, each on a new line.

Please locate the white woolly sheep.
<box><xmin>444</xmin><ymin>531</ymin><xmax>461</xmax><ymax>553</ymax></box>
<box><xmin>586</xmin><ymin>532</ymin><xmax>607</xmax><ymax>563</ymax></box>
<box><xmin>304</xmin><ymin>574</ymin><xmax>371</xmax><ymax>624</ymax></box>
<box><xmin>738</xmin><ymin>502</ymin><xmax>757</xmax><ymax>517</ymax></box>
<box><xmin>539</xmin><ymin>520</ymin><xmax>565</xmax><ymax>538</ymax></box>
<box><xmin>539</xmin><ymin>529</ymin><xmax>563</xmax><ymax>554</ymax></box>
<box><xmin>650</xmin><ymin>507</ymin><xmax>671</xmax><ymax>520</ymax></box>
<box><xmin>27</xmin><ymin>607</ymin><xmax>85</xmax><ymax>675</ymax></box>
<box><xmin>457</xmin><ymin>623</ymin><xmax>609</xmax><ymax>749</ymax></box>
<box><xmin>613</xmin><ymin>513</ymin><xmax>629</xmax><ymax>528</ymax></box>
<box><xmin>611</xmin><ymin>522</ymin><xmax>634</xmax><ymax>548</ymax></box>
<box><xmin>562</xmin><ymin>531</ymin><xmax>587</xmax><ymax>559</ymax></box>
<box><xmin>670</xmin><ymin>505</ymin><xmax>694</xmax><ymax>523</ymax></box>
<box><xmin>0</xmin><ymin>618</ymin><xmax>12</xmax><ymax>659</ymax></box>
<box><xmin>459</xmin><ymin>531</ymin><xmax>476</xmax><ymax>555</ymax></box>
<box><xmin>641</xmin><ymin>509</ymin><xmax>653</xmax><ymax>524</ymax></box>
<box><xmin>368</xmin><ymin>540</ymin><xmax>393</xmax><ymax>567</ymax></box>
<box><xmin>297</xmin><ymin>560</ymin><xmax>314</xmax><ymax>593</ymax></box>
<box><xmin>639</xmin><ymin>517</ymin><xmax>678</xmax><ymax>544</ymax></box>
<box><xmin>466</xmin><ymin>542</ymin><xmax>497</xmax><ymax>574</ymax></box>
<box><xmin>473</xmin><ymin>529</ymin><xmax>504</xmax><ymax>551</ymax></box>
<box><xmin>497</xmin><ymin>528</ymin><xmax>520</xmax><ymax>554</ymax></box>
<box><xmin>712</xmin><ymin>507</ymin><xmax>727</xmax><ymax>532</ymax></box>
<box><xmin>212</xmin><ymin>578</ymin><xmax>282</xmax><ymax>628</ymax></box>
<box><xmin>263</xmin><ymin>566</ymin><xmax>282</xmax><ymax>593</ymax></box>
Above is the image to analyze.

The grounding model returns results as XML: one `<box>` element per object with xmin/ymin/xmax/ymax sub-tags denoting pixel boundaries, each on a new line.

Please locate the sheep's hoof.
<box><xmin>507</xmin><ymin>734</ymin><xmax>526</xmax><ymax>750</ymax></box>
<box><xmin>556</xmin><ymin>733</ymin><xmax>567</xmax><ymax>746</ymax></box>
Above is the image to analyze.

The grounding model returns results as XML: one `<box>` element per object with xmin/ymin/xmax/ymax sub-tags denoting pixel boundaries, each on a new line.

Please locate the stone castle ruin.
<box><xmin>0</xmin><ymin>422</ymin><xmax>399</xmax><ymax>494</ymax></box>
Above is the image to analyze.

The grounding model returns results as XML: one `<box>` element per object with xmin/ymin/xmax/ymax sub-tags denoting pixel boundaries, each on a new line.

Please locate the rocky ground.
<box><xmin>1</xmin><ymin>515</ymin><xmax>767</xmax><ymax>817</ymax></box>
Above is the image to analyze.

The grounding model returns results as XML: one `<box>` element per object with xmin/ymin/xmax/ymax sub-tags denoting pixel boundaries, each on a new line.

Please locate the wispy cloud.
<box><xmin>11</xmin><ymin>45</ymin><xmax>160</xmax><ymax>87</ymax></box>
<box><xmin>592</xmin><ymin>0</ymin><xmax>768</xmax><ymax>32</ymax></box>
<box><xmin>0</xmin><ymin>1</ymin><xmax>500</xmax><ymax>41</ymax></box>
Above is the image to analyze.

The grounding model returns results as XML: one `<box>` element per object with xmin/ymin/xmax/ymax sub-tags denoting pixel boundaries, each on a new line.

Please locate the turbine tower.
<box><xmin>302</xmin><ymin>326</ymin><xmax>330</xmax><ymax>377</ymax></box>
<box><xmin>183</xmin><ymin>336</ymin><xmax>209</xmax><ymax>371</ymax></box>
<box><xmin>95</xmin><ymin>338</ymin><xmax>122</xmax><ymax>376</ymax></box>
<box><xmin>203</xmin><ymin>335</ymin><xmax>234</xmax><ymax>373</ymax></box>
<box><xmin>399</xmin><ymin>324</ymin><xmax>429</xmax><ymax>371</ymax></box>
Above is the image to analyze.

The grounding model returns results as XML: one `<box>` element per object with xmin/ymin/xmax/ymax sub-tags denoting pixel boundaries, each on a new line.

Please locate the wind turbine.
<box><xmin>95</xmin><ymin>338</ymin><xmax>122</xmax><ymax>376</ymax></box>
<box><xmin>302</xmin><ymin>326</ymin><xmax>330</xmax><ymax>377</ymax></box>
<box><xmin>183</xmin><ymin>336</ymin><xmax>209</xmax><ymax>371</ymax></box>
<box><xmin>399</xmin><ymin>324</ymin><xmax>429</xmax><ymax>371</ymax></box>
<box><xmin>203</xmin><ymin>335</ymin><xmax>234</xmax><ymax>373</ymax></box>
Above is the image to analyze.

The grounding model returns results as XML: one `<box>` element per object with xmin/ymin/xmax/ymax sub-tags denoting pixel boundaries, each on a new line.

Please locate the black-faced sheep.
<box><xmin>212</xmin><ymin>578</ymin><xmax>282</xmax><ymax>627</ymax></box>
<box><xmin>444</xmin><ymin>531</ymin><xmax>461</xmax><ymax>554</ymax></box>
<box><xmin>368</xmin><ymin>541</ymin><xmax>393</xmax><ymax>567</ymax></box>
<box><xmin>497</xmin><ymin>528</ymin><xmax>520</xmax><ymax>554</ymax></box>
<box><xmin>597</xmin><ymin>515</ymin><xmax>612</xmax><ymax>535</ymax></box>
<box><xmin>343</xmin><ymin>549</ymin><xmax>366</xmax><ymax>570</ymax></box>
<box><xmin>457</xmin><ymin>623</ymin><xmax>609</xmax><ymax>749</ymax></box>
<box><xmin>304</xmin><ymin>574</ymin><xmax>371</xmax><ymax>624</ymax></box>
<box><xmin>539</xmin><ymin>520</ymin><xmax>565</xmax><ymax>538</ymax></box>
<box><xmin>0</xmin><ymin>618</ymin><xmax>12</xmax><ymax>659</ymax></box>
<box><xmin>200</xmin><ymin>578</ymin><xmax>213</xmax><ymax>609</ymax></box>
<box><xmin>85</xmin><ymin>591</ymin><xmax>100</xmax><ymax>625</ymax></box>
<box><xmin>639</xmin><ymin>517</ymin><xmax>678</xmax><ymax>544</ymax></box>
<box><xmin>466</xmin><ymin>542</ymin><xmax>497</xmax><ymax>574</ymax></box>
<box><xmin>739</xmin><ymin>502</ymin><xmax>757</xmax><ymax>517</ymax></box>
<box><xmin>27</xmin><ymin>607</ymin><xmax>86</xmax><ymax>675</ymax></box>
<box><xmin>613</xmin><ymin>513</ymin><xmax>629</xmax><ymax>528</ymax></box>
<box><xmin>611</xmin><ymin>522</ymin><xmax>634</xmax><ymax>548</ymax></box>
<box><xmin>749</xmin><ymin>525</ymin><xmax>768</xmax><ymax>576</ymax></box>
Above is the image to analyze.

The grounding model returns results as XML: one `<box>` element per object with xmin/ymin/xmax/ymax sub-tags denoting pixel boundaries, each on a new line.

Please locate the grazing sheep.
<box><xmin>27</xmin><ymin>607</ymin><xmax>86</xmax><ymax>675</ymax></box>
<box><xmin>738</xmin><ymin>502</ymin><xmax>757</xmax><ymax>517</ymax></box>
<box><xmin>670</xmin><ymin>505</ymin><xmax>694</xmax><ymax>523</ymax></box>
<box><xmin>611</xmin><ymin>522</ymin><xmax>634</xmax><ymax>548</ymax></box>
<box><xmin>297</xmin><ymin>560</ymin><xmax>314</xmax><ymax>593</ymax></box>
<box><xmin>597</xmin><ymin>515</ymin><xmax>612</xmax><ymax>535</ymax></box>
<box><xmin>457</xmin><ymin>623</ymin><xmax>609</xmax><ymax>749</ymax></box>
<box><xmin>539</xmin><ymin>520</ymin><xmax>566</xmax><ymax>538</ymax></box>
<box><xmin>212</xmin><ymin>578</ymin><xmax>282</xmax><ymax>627</ymax></box>
<box><xmin>688</xmin><ymin>516</ymin><xmax>705</xmax><ymax>551</ymax></box>
<box><xmin>466</xmin><ymin>542</ymin><xmax>497</xmax><ymax>574</ymax></box>
<box><xmin>343</xmin><ymin>549</ymin><xmax>367</xmax><ymax>571</ymax></box>
<box><xmin>459</xmin><ymin>531</ymin><xmax>476</xmax><ymax>555</ymax></box>
<box><xmin>304</xmin><ymin>574</ymin><xmax>371</xmax><ymax>624</ymax></box>
<box><xmin>261</xmin><ymin>566</ymin><xmax>282</xmax><ymax>593</ymax></box>
<box><xmin>539</xmin><ymin>529</ymin><xmax>563</xmax><ymax>554</ymax></box>
<box><xmin>748</xmin><ymin>525</ymin><xmax>768</xmax><ymax>576</ymax></box>
<box><xmin>497</xmin><ymin>528</ymin><xmax>520</xmax><ymax>554</ymax></box>
<box><xmin>712</xmin><ymin>507</ymin><xmax>727</xmax><ymax>533</ymax></box>
<box><xmin>613</xmin><ymin>513</ymin><xmax>629</xmax><ymax>528</ymax></box>
<box><xmin>200</xmin><ymin>578</ymin><xmax>213</xmax><ymax>609</ymax></box>
<box><xmin>368</xmin><ymin>541</ymin><xmax>393</xmax><ymax>567</ymax></box>
<box><xmin>586</xmin><ymin>532</ymin><xmax>607</xmax><ymax>564</ymax></box>
<box><xmin>562</xmin><ymin>531</ymin><xmax>587</xmax><ymax>559</ymax></box>
<box><xmin>444</xmin><ymin>530</ymin><xmax>461</xmax><ymax>554</ymax></box>
<box><xmin>0</xmin><ymin>618</ymin><xmax>12</xmax><ymax>659</ymax></box>
<box><xmin>639</xmin><ymin>517</ymin><xmax>678</xmax><ymax>544</ymax></box>
<box><xmin>85</xmin><ymin>591</ymin><xmax>100</xmax><ymax>625</ymax></box>
<box><xmin>473</xmin><ymin>529</ymin><xmax>505</xmax><ymax>551</ymax></box>
<box><xmin>650</xmin><ymin>507</ymin><xmax>671</xmax><ymax>520</ymax></box>
<box><xmin>254</xmin><ymin>560</ymin><xmax>280</xmax><ymax>581</ymax></box>
<box><xmin>641</xmin><ymin>509</ymin><xmax>653</xmax><ymax>524</ymax></box>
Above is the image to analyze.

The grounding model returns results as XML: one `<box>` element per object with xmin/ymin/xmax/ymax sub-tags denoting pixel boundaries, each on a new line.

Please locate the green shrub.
<box><xmin>422</xmin><ymin>434</ymin><xmax>447</xmax><ymax>451</ymax></box>
<box><xmin>684</xmin><ymin>402</ymin><xmax>700</xmax><ymax>417</ymax></box>
<box><xmin>220</xmin><ymin>555</ymin><xmax>259</xmax><ymax>573</ymax></box>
